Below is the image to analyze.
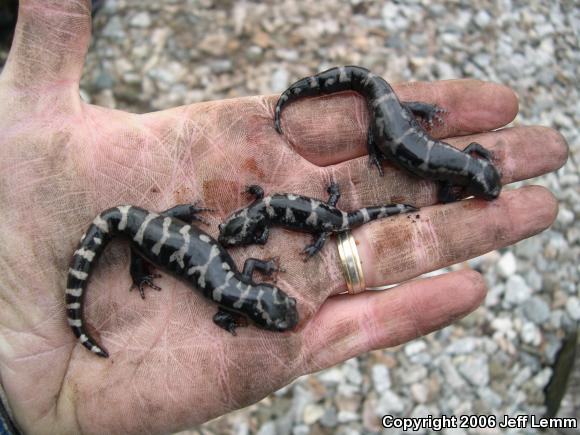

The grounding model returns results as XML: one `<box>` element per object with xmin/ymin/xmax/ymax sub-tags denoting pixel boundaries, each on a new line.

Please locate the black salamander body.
<box><xmin>66</xmin><ymin>204</ymin><xmax>298</xmax><ymax>357</ymax></box>
<box><xmin>275</xmin><ymin>66</ymin><xmax>502</xmax><ymax>202</ymax></box>
<box><xmin>218</xmin><ymin>184</ymin><xmax>416</xmax><ymax>257</ymax></box>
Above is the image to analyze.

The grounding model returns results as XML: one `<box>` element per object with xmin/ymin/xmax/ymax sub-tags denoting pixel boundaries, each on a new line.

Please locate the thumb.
<box><xmin>1</xmin><ymin>0</ymin><xmax>91</xmax><ymax>94</ymax></box>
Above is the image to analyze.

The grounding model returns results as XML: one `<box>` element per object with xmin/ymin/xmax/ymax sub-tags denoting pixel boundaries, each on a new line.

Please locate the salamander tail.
<box><xmin>275</xmin><ymin>66</ymin><xmax>388</xmax><ymax>135</ymax></box>
<box><xmin>347</xmin><ymin>203</ymin><xmax>417</xmax><ymax>227</ymax></box>
<box><xmin>65</xmin><ymin>208</ymin><xmax>124</xmax><ymax>358</ymax></box>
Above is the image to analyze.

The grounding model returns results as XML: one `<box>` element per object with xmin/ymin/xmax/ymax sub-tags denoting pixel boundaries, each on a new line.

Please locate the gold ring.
<box><xmin>337</xmin><ymin>230</ymin><xmax>366</xmax><ymax>294</ymax></box>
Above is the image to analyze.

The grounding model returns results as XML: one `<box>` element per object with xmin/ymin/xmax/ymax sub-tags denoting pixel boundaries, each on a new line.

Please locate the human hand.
<box><xmin>0</xmin><ymin>1</ymin><xmax>567</xmax><ymax>434</ymax></box>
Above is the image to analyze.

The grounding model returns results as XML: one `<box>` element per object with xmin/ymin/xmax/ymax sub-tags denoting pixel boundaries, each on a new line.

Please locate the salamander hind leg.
<box><xmin>403</xmin><ymin>101</ymin><xmax>447</xmax><ymax>127</ymax></box>
<box><xmin>213</xmin><ymin>308</ymin><xmax>248</xmax><ymax>335</ymax></box>
<box><xmin>326</xmin><ymin>183</ymin><xmax>341</xmax><ymax>207</ymax></box>
<box><xmin>242</xmin><ymin>257</ymin><xmax>280</xmax><ymax>282</ymax></box>
<box><xmin>130</xmin><ymin>252</ymin><xmax>161</xmax><ymax>299</ymax></box>
<box><xmin>303</xmin><ymin>232</ymin><xmax>330</xmax><ymax>260</ymax></box>
<box><xmin>464</xmin><ymin>142</ymin><xmax>493</xmax><ymax>161</ymax></box>
<box><xmin>366</xmin><ymin>127</ymin><xmax>385</xmax><ymax>176</ymax></box>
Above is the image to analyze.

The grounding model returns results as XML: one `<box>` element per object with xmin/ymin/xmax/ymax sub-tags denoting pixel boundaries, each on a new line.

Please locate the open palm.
<box><xmin>0</xmin><ymin>1</ymin><xmax>567</xmax><ymax>434</ymax></box>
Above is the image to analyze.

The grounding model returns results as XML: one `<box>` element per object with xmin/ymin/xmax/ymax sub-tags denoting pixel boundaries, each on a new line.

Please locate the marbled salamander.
<box><xmin>218</xmin><ymin>183</ymin><xmax>416</xmax><ymax>257</ymax></box>
<box><xmin>275</xmin><ymin>66</ymin><xmax>502</xmax><ymax>202</ymax></box>
<box><xmin>66</xmin><ymin>204</ymin><xmax>298</xmax><ymax>358</ymax></box>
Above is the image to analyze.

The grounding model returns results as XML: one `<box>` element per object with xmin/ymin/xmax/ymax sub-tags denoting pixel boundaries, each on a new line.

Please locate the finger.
<box><xmin>271</xmin><ymin>79</ymin><xmax>519</xmax><ymax>166</ymax></box>
<box><xmin>355</xmin><ymin>185</ymin><xmax>557</xmax><ymax>287</ymax></box>
<box><xmin>2</xmin><ymin>0</ymin><xmax>91</xmax><ymax>90</ymax></box>
<box><xmin>326</xmin><ymin>125</ymin><xmax>568</xmax><ymax>207</ymax></box>
<box><xmin>301</xmin><ymin>270</ymin><xmax>485</xmax><ymax>370</ymax></box>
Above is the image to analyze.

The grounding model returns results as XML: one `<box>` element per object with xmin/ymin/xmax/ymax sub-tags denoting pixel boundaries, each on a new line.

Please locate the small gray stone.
<box><xmin>337</xmin><ymin>411</ymin><xmax>359</xmax><ymax>423</ymax></box>
<box><xmin>257</xmin><ymin>422</ymin><xmax>276</xmax><ymax>435</ymax></box>
<box><xmin>478</xmin><ymin>387</ymin><xmax>503</xmax><ymax>410</ymax></box>
<box><xmin>401</xmin><ymin>365</ymin><xmax>428</xmax><ymax>384</ymax></box>
<box><xmin>439</xmin><ymin>356</ymin><xmax>467</xmax><ymax>389</ymax></box>
<box><xmin>515</xmin><ymin>237</ymin><xmax>543</xmax><ymax>259</ymax></box>
<box><xmin>522</xmin><ymin>297</ymin><xmax>551</xmax><ymax>324</ymax></box>
<box><xmin>533</xmin><ymin>368</ymin><xmax>553</xmax><ymax>389</ymax></box>
<box><xmin>567</xmin><ymin>226</ymin><xmax>580</xmax><ymax>244</ymax></box>
<box><xmin>409</xmin><ymin>352</ymin><xmax>432</xmax><ymax>365</ymax></box>
<box><xmin>559</xmin><ymin>173</ymin><xmax>580</xmax><ymax>187</ymax></box>
<box><xmin>371</xmin><ymin>364</ymin><xmax>391</xmax><ymax>391</ymax></box>
<box><xmin>486</xmin><ymin>283</ymin><xmax>505</xmax><ymax>307</ymax></box>
<box><xmin>303</xmin><ymin>404</ymin><xmax>325</xmax><ymax>425</ymax></box>
<box><xmin>565</xmin><ymin>296</ymin><xmax>580</xmax><ymax>320</ymax></box>
<box><xmin>276</xmin><ymin>49</ymin><xmax>299</xmax><ymax>61</ymax></box>
<box><xmin>404</xmin><ymin>340</ymin><xmax>427</xmax><ymax>356</ymax></box>
<box><xmin>520</xmin><ymin>321</ymin><xmax>542</xmax><ymax>345</ymax></box>
<box><xmin>93</xmin><ymin>71</ymin><xmax>115</xmax><ymax>90</ymax></box>
<box><xmin>458</xmin><ymin>354</ymin><xmax>490</xmax><ymax>387</ymax></box>
<box><xmin>410</xmin><ymin>382</ymin><xmax>429</xmax><ymax>404</ymax></box>
<box><xmin>544</xmin><ymin>334</ymin><xmax>563</xmax><ymax>363</ymax></box>
<box><xmin>525</xmin><ymin>268</ymin><xmax>543</xmax><ymax>292</ymax></box>
<box><xmin>544</xmin><ymin>232</ymin><xmax>568</xmax><ymax>259</ymax></box>
<box><xmin>381</xmin><ymin>4</ymin><xmax>410</xmax><ymax>31</ymax></box>
<box><xmin>318</xmin><ymin>368</ymin><xmax>344</xmax><ymax>385</ymax></box>
<box><xmin>343</xmin><ymin>358</ymin><xmax>363</xmax><ymax>386</ymax></box>
<box><xmin>319</xmin><ymin>408</ymin><xmax>338</xmax><ymax>428</ymax></box>
<box><xmin>291</xmin><ymin>425</ymin><xmax>309</xmax><ymax>435</ymax></box>
<box><xmin>209</xmin><ymin>59</ymin><xmax>233</xmax><ymax>74</ymax></box>
<box><xmin>513</xmin><ymin>366</ymin><xmax>533</xmax><ymax>386</ymax></box>
<box><xmin>497</xmin><ymin>251</ymin><xmax>517</xmax><ymax>278</ymax></box>
<box><xmin>271</xmin><ymin>68</ymin><xmax>290</xmax><ymax>93</ymax></box>
<box><xmin>491</xmin><ymin>317</ymin><xmax>516</xmax><ymax>339</ymax></box>
<box><xmin>130</xmin><ymin>11</ymin><xmax>152</xmax><ymax>28</ymax></box>
<box><xmin>102</xmin><ymin>16</ymin><xmax>124</xmax><ymax>39</ymax></box>
<box><xmin>557</xmin><ymin>207</ymin><xmax>575</xmax><ymax>227</ymax></box>
<box><xmin>290</xmin><ymin>385</ymin><xmax>313</xmax><ymax>423</ymax></box>
<box><xmin>445</xmin><ymin>337</ymin><xmax>478</xmax><ymax>354</ymax></box>
<box><xmin>504</xmin><ymin>275</ymin><xmax>532</xmax><ymax>306</ymax></box>
<box><xmin>79</xmin><ymin>88</ymin><xmax>91</xmax><ymax>103</ymax></box>
<box><xmin>474</xmin><ymin>10</ymin><xmax>492</xmax><ymax>28</ymax></box>
<box><xmin>410</xmin><ymin>404</ymin><xmax>430</xmax><ymax>419</ymax></box>
<box><xmin>235</xmin><ymin>422</ymin><xmax>249</xmax><ymax>435</ymax></box>
<box><xmin>246</xmin><ymin>45</ymin><xmax>263</xmax><ymax>61</ymax></box>
<box><xmin>377</xmin><ymin>390</ymin><xmax>406</xmax><ymax>414</ymax></box>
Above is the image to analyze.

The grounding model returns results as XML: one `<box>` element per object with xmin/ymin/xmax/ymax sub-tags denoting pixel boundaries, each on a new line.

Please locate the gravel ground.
<box><xmin>4</xmin><ymin>0</ymin><xmax>580</xmax><ymax>434</ymax></box>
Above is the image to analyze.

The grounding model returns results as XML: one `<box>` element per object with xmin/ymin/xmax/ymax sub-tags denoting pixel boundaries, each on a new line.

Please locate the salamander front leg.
<box><xmin>303</xmin><ymin>232</ymin><xmax>330</xmax><ymax>259</ymax></box>
<box><xmin>161</xmin><ymin>203</ymin><xmax>212</xmax><ymax>225</ymax></box>
<box><xmin>129</xmin><ymin>252</ymin><xmax>161</xmax><ymax>299</ymax></box>
<box><xmin>438</xmin><ymin>182</ymin><xmax>465</xmax><ymax>204</ymax></box>
<box><xmin>213</xmin><ymin>308</ymin><xmax>248</xmax><ymax>335</ymax></box>
<box><xmin>403</xmin><ymin>101</ymin><xmax>447</xmax><ymax>126</ymax></box>
<box><xmin>326</xmin><ymin>183</ymin><xmax>341</xmax><ymax>207</ymax></box>
<box><xmin>464</xmin><ymin>142</ymin><xmax>493</xmax><ymax>161</ymax></box>
<box><xmin>242</xmin><ymin>257</ymin><xmax>280</xmax><ymax>282</ymax></box>
<box><xmin>366</xmin><ymin>127</ymin><xmax>385</xmax><ymax>176</ymax></box>
<box><xmin>255</xmin><ymin>227</ymin><xmax>270</xmax><ymax>245</ymax></box>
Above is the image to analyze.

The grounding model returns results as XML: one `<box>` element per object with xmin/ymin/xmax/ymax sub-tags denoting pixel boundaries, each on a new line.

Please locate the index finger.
<box><xmin>272</xmin><ymin>79</ymin><xmax>519</xmax><ymax>166</ymax></box>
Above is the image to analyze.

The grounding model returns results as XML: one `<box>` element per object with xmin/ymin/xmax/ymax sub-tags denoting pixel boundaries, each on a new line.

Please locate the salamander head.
<box><xmin>218</xmin><ymin>209</ymin><xmax>264</xmax><ymax>246</ymax></box>
<box><xmin>246</xmin><ymin>284</ymin><xmax>299</xmax><ymax>332</ymax></box>
<box><xmin>468</xmin><ymin>161</ymin><xmax>502</xmax><ymax>200</ymax></box>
